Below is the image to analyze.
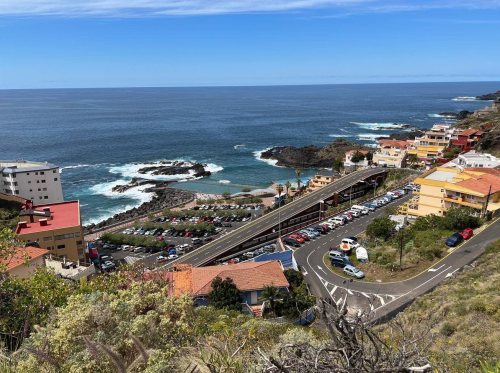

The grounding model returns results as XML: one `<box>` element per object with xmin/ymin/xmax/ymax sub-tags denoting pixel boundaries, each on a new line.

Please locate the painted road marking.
<box><xmin>428</xmin><ymin>263</ymin><xmax>445</xmax><ymax>272</ymax></box>
<box><xmin>317</xmin><ymin>265</ymin><xmax>327</xmax><ymax>275</ymax></box>
<box><xmin>347</xmin><ymin>289</ymin><xmax>353</xmax><ymax>295</ymax></box>
<box><xmin>375</xmin><ymin>294</ymin><xmax>386</xmax><ymax>305</ymax></box>
<box><xmin>361</xmin><ymin>292</ymin><xmax>370</xmax><ymax>298</ymax></box>
<box><xmin>445</xmin><ymin>268</ymin><xmax>459</xmax><ymax>278</ymax></box>
<box><xmin>329</xmin><ymin>286</ymin><xmax>338</xmax><ymax>296</ymax></box>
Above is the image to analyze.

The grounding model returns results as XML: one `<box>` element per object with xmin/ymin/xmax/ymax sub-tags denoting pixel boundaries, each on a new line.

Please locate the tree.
<box><xmin>260</xmin><ymin>285</ymin><xmax>282</xmax><ymax>317</ymax></box>
<box><xmin>365</xmin><ymin>152</ymin><xmax>373</xmax><ymax>162</ymax></box>
<box><xmin>222</xmin><ymin>191</ymin><xmax>231</xmax><ymax>200</ymax></box>
<box><xmin>332</xmin><ymin>158</ymin><xmax>343</xmax><ymax>173</ymax></box>
<box><xmin>442</xmin><ymin>207</ymin><xmax>481</xmax><ymax>230</ymax></box>
<box><xmin>295</xmin><ymin>168</ymin><xmax>303</xmax><ymax>190</ymax></box>
<box><xmin>275</xmin><ymin>184</ymin><xmax>284</xmax><ymax>206</ymax></box>
<box><xmin>350</xmin><ymin>151</ymin><xmax>366</xmax><ymax>164</ymax></box>
<box><xmin>285</xmin><ymin>180</ymin><xmax>291</xmax><ymax>196</ymax></box>
<box><xmin>366</xmin><ymin>217</ymin><xmax>397</xmax><ymax>241</ymax></box>
<box><xmin>207</xmin><ymin>277</ymin><xmax>242</xmax><ymax>311</ymax></box>
<box><xmin>408</xmin><ymin>153</ymin><xmax>419</xmax><ymax>167</ymax></box>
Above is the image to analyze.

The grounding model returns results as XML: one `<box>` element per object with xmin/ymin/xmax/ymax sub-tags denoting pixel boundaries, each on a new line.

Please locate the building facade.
<box><xmin>0</xmin><ymin>160</ymin><xmax>64</xmax><ymax>204</ymax></box>
<box><xmin>1</xmin><ymin>246</ymin><xmax>48</xmax><ymax>279</ymax></box>
<box><xmin>307</xmin><ymin>172</ymin><xmax>337</xmax><ymax>193</ymax></box>
<box><xmin>444</xmin><ymin>150</ymin><xmax>500</xmax><ymax>169</ymax></box>
<box><xmin>407</xmin><ymin>124</ymin><xmax>451</xmax><ymax>161</ymax></box>
<box><xmin>15</xmin><ymin>201</ymin><xmax>85</xmax><ymax>261</ymax></box>
<box><xmin>372</xmin><ymin>139</ymin><xmax>409</xmax><ymax>168</ymax></box>
<box><xmin>344</xmin><ymin>150</ymin><xmax>371</xmax><ymax>168</ymax></box>
<box><xmin>450</xmin><ymin>129</ymin><xmax>484</xmax><ymax>152</ymax></box>
<box><xmin>407</xmin><ymin>167</ymin><xmax>500</xmax><ymax>217</ymax></box>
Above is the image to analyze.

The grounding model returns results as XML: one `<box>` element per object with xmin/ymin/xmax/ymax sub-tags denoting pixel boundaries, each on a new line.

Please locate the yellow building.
<box><xmin>408</xmin><ymin>125</ymin><xmax>451</xmax><ymax>160</ymax></box>
<box><xmin>407</xmin><ymin>167</ymin><xmax>500</xmax><ymax>217</ymax></box>
<box><xmin>372</xmin><ymin>139</ymin><xmax>409</xmax><ymax>168</ymax></box>
<box><xmin>307</xmin><ymin>172</ymin><xmax>337</xmax><ymax>193</ymax></box>
<box><xmin>15</xmin><ymin>201</ymin><xmax>85</xmax><ymax>261</ymax></box>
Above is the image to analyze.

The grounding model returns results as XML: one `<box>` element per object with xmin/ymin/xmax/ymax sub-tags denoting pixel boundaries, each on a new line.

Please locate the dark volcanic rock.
<box><xmin>438</xmin><ymin>111</ymin><xmax>473</xmax><ymax>120</ymax></box>
<box><xmin>260</xmin><ymin>139</ymin><xmax>370</xmax><ymax>168</ymax></box>
<box><xmin>111</xmin><ymin>178</ymin><xmax>174</xmax><ymax>193</ymax></box>
<box><xmin>383</xmin><ymin>130</ymin><xmax>425</xmax><ymax>141</ymax></box>
<box><xmin>84</xmin><ymin>188</ymin><xmax>194</xmax><ymax>233</ymax></box>
<box><xmin>476</xmin><ymin>90</ymin><xmax>500</xmax><ymax>101</ymax></box>
<box><xmin>138</xmin><ymin>161</ymin><xmax>211</xmax><ymax>178</ymax></box>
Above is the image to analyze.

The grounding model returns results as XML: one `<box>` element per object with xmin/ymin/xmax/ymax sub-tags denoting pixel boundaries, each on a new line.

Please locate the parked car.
<box><xmin>348</xmin><ymin>209</ymin><xmax>361</xmax><ymax>218</ymax></box>
<box><xmin>461</xmin><ymin>228</ymin><xmax>474</xmax><ymax>240</ymax></box>
<box><xmin>329</xmin><ymin>216</ymin><xmax>347</xmax><ymax>226</ymax></box>
<box><xmin>156</xmin><ymin>255</ymin><xmax>168</xmax><ymax>263</ymax></box>
<box><xmin>101</xmin><ymin>261</ymin><xmax>116</xmax><ymax>272</ymax></box>
<box><xmin>342</xmin><ymin>213</ymin><xmax>354</xmax><ymax>222</ymax></box>
<box><xmin>289</xmin><ymin>234</ymin><xmax>305</xmax><ymax>244</ymax></box>
<box><xmin>284</xmin><ymin>237</ymin><xmax>301</xmax><ymax>247</ymax></box>
<box><xmin>341</xmin><ymin>238</ymin><xmax>359</xmax><ymax>249</ymax></box>
<box><xmin>330</xmin><ymin>256</ymin><xmax>353</xmax><ymax>268</ymax></box>
<box><xmin>363</xmin><ymin>203</ymin><xmax>377</xmax><ymax>211</ymax></box>
<box><xmin>167</xmin><ymin>254</ymin><xmax>179</xmax><ymax>260</ymax></box>
<box><xmin>343</xmin><ymin>265</ymin><xmax>365</xmax><ymax>279</ymax></box>
<box><xmin>445</xmin><ymin>232</ymin><xmax>464</xmax><ymax>247</ymax></box>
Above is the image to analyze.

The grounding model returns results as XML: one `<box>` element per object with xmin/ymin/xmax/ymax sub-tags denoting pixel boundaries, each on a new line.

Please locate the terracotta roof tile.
<box><xmin>1</xmin><ymin>246</ymin><xmax>48</xmax><ymax>272</ymax></box>
<box><xmin>457</xmin><ymin>172</ymin><xmax>500</xmax><ymax>195</ymax></box>
<box><xmin>190</xmin><ymin>261</ymin><xmax>289</xmax><ymax>296</ymax></box>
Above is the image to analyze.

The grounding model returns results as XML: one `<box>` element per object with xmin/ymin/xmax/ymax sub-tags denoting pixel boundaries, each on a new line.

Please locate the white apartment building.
<box><xmin>444</xmin><ymin>150</ymin><xmax>500</xmax><ymax>169</ymax></box>
<box><xmin>0</xmin><ymin>160</ymin><xmax>64</xmax><ymax>203</ymax></box>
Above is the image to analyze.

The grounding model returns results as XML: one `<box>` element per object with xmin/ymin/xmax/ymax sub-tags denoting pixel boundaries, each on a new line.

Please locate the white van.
<box><xmin>351</xmin><ymin>205</ymin><xmax>369</xmax><ymax>215</ymax></box>
<box><xmin>329</xmin><ymin>216</ymin><xmax>346</xmax><ymax>226</ymax></box>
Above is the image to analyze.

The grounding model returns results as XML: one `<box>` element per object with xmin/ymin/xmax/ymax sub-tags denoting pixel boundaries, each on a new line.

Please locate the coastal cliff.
<box><xmin>453</xmin><ymin>97</ymin><xmax>500</xmax><ymax>156</ymax></box>
<box><xmin>260</xmin><ymin>139</ymin><xmax>370</xmax><ymax>168</ymax></box>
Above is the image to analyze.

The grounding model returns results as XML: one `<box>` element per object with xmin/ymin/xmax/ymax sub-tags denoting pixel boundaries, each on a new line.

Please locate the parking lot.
<box><xmin>93</xmin><ymin>203</ymin><xmax>263</xmax><ymax>270</ymax></box>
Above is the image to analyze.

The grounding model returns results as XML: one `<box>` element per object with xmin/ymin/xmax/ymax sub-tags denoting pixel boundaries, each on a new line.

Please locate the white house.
<box><xmin>344</xmin><ymin>150</ymin><xmax>371</xmax><ymax>168</ymax></box>
<box><xmin>0</xmin><ymin>160</ymin><xmax>64</xmax><ymax>203</ymax></box>
<box><xmin>444</xmin><ymin>150</ymin><xmax>500</xmax><ymax>169</ymax></box>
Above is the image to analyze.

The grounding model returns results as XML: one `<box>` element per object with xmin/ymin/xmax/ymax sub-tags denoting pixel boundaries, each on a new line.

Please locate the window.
<box><xmin>11</xmin><ymin>174</ymin><xmax>16</xmax><ymax>178</ymax></box>
<box><xmin>57</xmin><ymin>244</ymin><xmax>66</xmax><ymax>249</ymax></box>
<box><xmin>26</xmin><ymin>173</ymin><xmax>30</xmax><ymax>175</ymax></box>
<box><xmin>42</xmin><ymin>187</ymin><xmax>47</xmax><ymax>191</ymax></box>
<box><xmin>41</xmin><ymin>180</ymin><xmax>46</xmax><ymax>183</ymax></box>
<box><xmin>14</xmin><ymin>190</ymin><xmax>19</xmax><ymax>195</ymax></box>
<box><xmin>55</xmin><ymin>233</ymin><xmax>74</xmax><ymax>240</ymax></box>
<box><xmin>40</xmin><ymin>171</ymin><xmax>44</xmax><ymax>175</ymax></box>
<box><xmin>54</xmin><ymin>178</ymin><xmax>58</xmax><ymax>181</ymax></box>
<box><xmin>43</xmin><ymin>236</ymin><xmax>51</xmax><ymax>241</ymax></box>
<box><xmin>44</xmin><ymin>196</ymin><xmax>48</xmax><ymax>199</ymax></box>
<box><xmin>29</xmin><ymin>189</ymin><xmax>32</xmax><ymax>192</ymax></box>
<box><xmin>35</xmin><ymin>172</ymin><xmax>38</xmax><ymax>175</ymax></box>
<box><xmin>76</xmin><ymin>240</ymin><xmax>83</xmax><ymax>245</ymax></box>
<box><xmin>28</xmin><ymin>180</ymin><xmax>31</xmax><ymax>184</ymax></box>
<box><xmin>13</xmin><ymin>182</ymin><xmax>18</xmax><ymax>186</ymax></box>
<box><xmin>53</xmin><ymin>170</ymin><xmax>57</xmax><ymax>173</ymax></box>
<box><xmin>38</xmin><ymin>188</ymin><xmax>41</xmax><ymax>191</ymax></box>
<box><xmin>3</xmin><ymin>189</ymin><xmax>9</xmax><ymax>193</ymax></box>
<box><xmin>39</xmin><ymin>196</ymin><xmax>42</xmax><ymax>200</ymax></box>
<box><xmin>36</xmin><ymin>180</ymin><xmax>39</xmax><ymax>183</ymax></box>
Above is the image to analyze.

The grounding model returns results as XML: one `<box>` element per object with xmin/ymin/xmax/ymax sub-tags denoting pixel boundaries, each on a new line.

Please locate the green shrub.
<box><xmin>366</xmin><ymin>217</ymin><xmax>397</xmax><ymax>241</ymax></box>
<box><xmin>440</xmin><ymin>322</ymin><xmax>456</xmax><ymax>336</ymax></box>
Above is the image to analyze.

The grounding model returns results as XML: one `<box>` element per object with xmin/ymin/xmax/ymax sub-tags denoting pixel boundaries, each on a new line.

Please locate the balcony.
<box><xmin>443</xmin><ymin>195</ymin><xmax>482</xmax><ymax>209</ymax></box>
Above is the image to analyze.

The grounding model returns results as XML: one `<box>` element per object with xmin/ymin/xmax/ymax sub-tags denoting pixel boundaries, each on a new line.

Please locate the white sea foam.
<box><xmin>218</xmin><ymin>179</ymin><xmax>231</xmax><ymax>184</ymax></box>
<box><xmin>233</xmin><ymin>144</ymin><xmax>246</xmax><ymax>149</ymax></box>
<box><xmin>253</xmin><ymin>148</ymin><xmax>285</xmax><ymax>168</ymax></box>
<box><xmin>329</xmin><ymin>134</ymin><xmax>347</xmax><ymax>138</ymax></box>
<box><xmin>428</xmin><ymin>113</ymin><xmax>456</xmax><ymax>118</ymax></box>
<box><xmin>356</xmin><ymin>133</ymin><xmax>390</xmax><ymax>141</ymax></box>
<box><xmin>108</xmin><ymin>160</ymin><xmax>223</xmax><ymax>181</ymax></box>
<box><xmin>451</xmin><ymin>96</ymin><xmax>477</xmax><ymax>102</ymax></box>
<box><xmin>62</xmin><ymin>164</ymin><xmax>91</xmax><ymax>170</ymax></box>
<box><xmin>350</xmin><ymin>122</ymin><xmax>407</xmax><ymax>130</ymax></box>
<box><xmin>86</xmin><ymin>179</ymin><xmax>156</xmax><ymax>224</ymax></box>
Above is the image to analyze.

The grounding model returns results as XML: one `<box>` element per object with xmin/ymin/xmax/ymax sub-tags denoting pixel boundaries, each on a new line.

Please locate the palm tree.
<box><xmin>260</xmin><ymin>285</ymin><xmax>282</xmax><ymax>317</ymax></box>
<box><xmin>285</xmin><ymin>180</ymin><xmax>291</xmax><ymax>196</ymax></box>
<box><xmin>275</xmin><ymin>184</ymin><xmax>284</xmax><ymax>206</ymax></box>
<box><xmin>295</xmin><ymin>167</ymin><xmax>303</xmax><ymax>190</ymax></box>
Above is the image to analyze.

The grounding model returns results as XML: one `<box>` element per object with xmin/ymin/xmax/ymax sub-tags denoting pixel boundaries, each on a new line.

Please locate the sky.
<box><xmin>1</xmin><ymin>0</ymin><xmax>500</xmax><ymax>88</ymax></box>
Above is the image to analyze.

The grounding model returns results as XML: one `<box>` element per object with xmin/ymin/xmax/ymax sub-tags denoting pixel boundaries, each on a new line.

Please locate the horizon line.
<box><xmin>1</xmin><ymin>79</ymin><xmax>500</xmax><ymax>91</ymax></box>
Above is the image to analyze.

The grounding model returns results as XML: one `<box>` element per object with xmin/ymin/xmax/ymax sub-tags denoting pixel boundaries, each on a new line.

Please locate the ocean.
<box><xmin>0</xmin><ymin>82</ymin><xmax>497</xmax><ymax>224</ymax></box>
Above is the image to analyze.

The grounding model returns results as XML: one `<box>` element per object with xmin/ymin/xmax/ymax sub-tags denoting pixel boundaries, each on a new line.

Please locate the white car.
<box><xmin>329</xmin><ymin>216</ymin><xmax>346</xmax><ymax>226</ymax></box>
<box><xmin>167</xmin><ymin>254</ymin><xmax>179</xmax><ymax>260</ymax></box>
<box><xmin>341</xmin><ymin>238</ymin><xmax>359</xmax><ymax>249</ymax></box>
<box><xmin>356</xmin><ymin>246</ymin><xmax>368</xmax><ymax>262</ymax></box>
<box><xmin>348</xmin><ymin>209</ymin><xmax>361</xmax><ymax>218</ymax></box>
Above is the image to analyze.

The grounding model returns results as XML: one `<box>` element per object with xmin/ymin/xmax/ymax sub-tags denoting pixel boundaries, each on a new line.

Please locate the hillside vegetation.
<box><xmin>386</xmin><ymin>239</ymin><xmax>500</xmax><ymax>372</ymax></box>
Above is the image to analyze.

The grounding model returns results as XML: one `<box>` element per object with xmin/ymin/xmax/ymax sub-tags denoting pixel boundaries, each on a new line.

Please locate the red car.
<box><xmin>289</xmin><ymin>234</ymin><xmax>305</xmax><ymax>244</ymax></box>
<box><xmin>461</xmin><ymin>228</ymin><xmax>474</xmax><ymax>240</ymax></box>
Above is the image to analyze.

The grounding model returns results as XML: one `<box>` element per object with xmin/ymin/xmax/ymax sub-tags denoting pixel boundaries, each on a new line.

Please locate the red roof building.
<box><xmin>451</xmin><ymin>129</ymin><xmax>484</xmax><ymax>152</ymax></box>
<box><xmin>15</xmin><ymin>201</ymin><xmax>84</xmax><ymax>261</ymax></box>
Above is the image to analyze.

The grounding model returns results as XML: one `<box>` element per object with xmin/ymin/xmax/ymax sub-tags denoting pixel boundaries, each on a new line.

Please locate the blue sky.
<box><xmin>1</xmin><ymin>0</ymin><xmax>500</xmax><ymax>88</ymax></box>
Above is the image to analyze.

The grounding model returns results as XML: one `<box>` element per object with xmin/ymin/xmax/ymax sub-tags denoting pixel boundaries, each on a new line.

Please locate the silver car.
<box><xmin>343</xmin><ymin>265</ymin><xmax>365</xmax><ymax>279</ymax></box>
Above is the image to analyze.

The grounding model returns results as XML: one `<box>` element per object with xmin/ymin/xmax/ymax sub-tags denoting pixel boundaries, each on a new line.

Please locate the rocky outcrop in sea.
<box><xmin>138</xmin><ymin>161</ymin><xmax>211</xmax><ymax>178</ymax></box>
<box><xmin>260</xmin><ymin>139</ymin><xmax>370</xmax><ymax>168</ymax></box>
<box><xmin>476</xmin><ymin>90</ymin><xmax>500</xmax><ymax>101</ymax></box>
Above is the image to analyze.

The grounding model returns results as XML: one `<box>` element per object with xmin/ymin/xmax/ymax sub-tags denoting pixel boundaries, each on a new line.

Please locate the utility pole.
<box><xmin>483</xmin><ymin>184</ymin><xmax>492</xmax><ymax>218</ymax></box>
<box><xmin>399</xmin><ymin>228</ymin><xmax>405</xmax><ymax>271</ymax></box>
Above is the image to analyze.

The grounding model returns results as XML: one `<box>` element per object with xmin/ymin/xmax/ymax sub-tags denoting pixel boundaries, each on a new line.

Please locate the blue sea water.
<box><xmin>0</xmin><ymin>82</ymin><xmax>497</xmax><ymax>224</ymax></box>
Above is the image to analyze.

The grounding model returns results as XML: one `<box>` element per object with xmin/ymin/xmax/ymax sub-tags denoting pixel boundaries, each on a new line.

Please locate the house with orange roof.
<box><xmin>169</xmin><ymin>261</ymin><xmax>290</xmax><ymax>316</ymax></box>
<box><xmin>0</xmin><ymin>246</ymin><xmax>48</xmax><ymax>278</ymax></box>
<box><xmin>407</xmin><ymin>167</ymin><xmax>500</xmax><ymax>217</ymax></box>
<box><xmin>15</xmin><ymin>200</ymin><xmax>84</xmax><ymax>261</ymax></box>
<box><xmin>372</xmin><ymin>139</ymin><xmax>409</xmax><ymax>168</ymax></box>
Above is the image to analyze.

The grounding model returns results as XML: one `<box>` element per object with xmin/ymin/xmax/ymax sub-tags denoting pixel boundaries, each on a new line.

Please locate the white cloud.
<box><xmin>1</xmin><ymin>0</ymin><xmax>500</xmax><ymax>17</ymax></box>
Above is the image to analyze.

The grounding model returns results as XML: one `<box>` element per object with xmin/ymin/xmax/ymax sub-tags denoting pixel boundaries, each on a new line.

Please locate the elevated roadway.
<box><xmin>165</xmin><ymin>167</ymin><xmax>387</xmax><ymax>268</ymax></box>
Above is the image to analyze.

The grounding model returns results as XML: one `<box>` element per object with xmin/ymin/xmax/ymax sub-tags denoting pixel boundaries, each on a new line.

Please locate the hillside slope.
<box><xmin>391</xmin><ymin>239</ymin><xmax>500</xmax><ymax>372</ymax></box>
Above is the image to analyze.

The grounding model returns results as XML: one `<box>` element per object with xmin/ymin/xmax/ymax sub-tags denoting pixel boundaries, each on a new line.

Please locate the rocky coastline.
<box><xmin>138</xmin><ymin>160</ymin><xmax>211</xmax><ymax>178</ymax></box>
<box><xmin>438</xmin><ymin>110</ymin><xmax>473</xmax><ymax>120</ymax></box>
<box><xmin>84</xmin><ymin>188</ymin><xmax>194</xmax><ymax>233</ymax></box>
<box><xmin>260</xmin><ymin>139</ymin><xmax>370</xmax><ymax>168</ymax></box>
<box><xmin>476</xmin><ymin>90</ymin><xmax>500</xmax><ymax>101</ymax></box>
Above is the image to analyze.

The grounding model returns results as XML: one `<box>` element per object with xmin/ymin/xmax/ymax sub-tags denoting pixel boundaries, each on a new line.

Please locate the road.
<box><xmin>293</xmin><ymin>196</ymin><xmax>500</xmax><ymax>321</ymax></box>
<box><xmin>164</xmin><ymin>167</ymin><xmax>387</xmax><ymax>268</ymax></box>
